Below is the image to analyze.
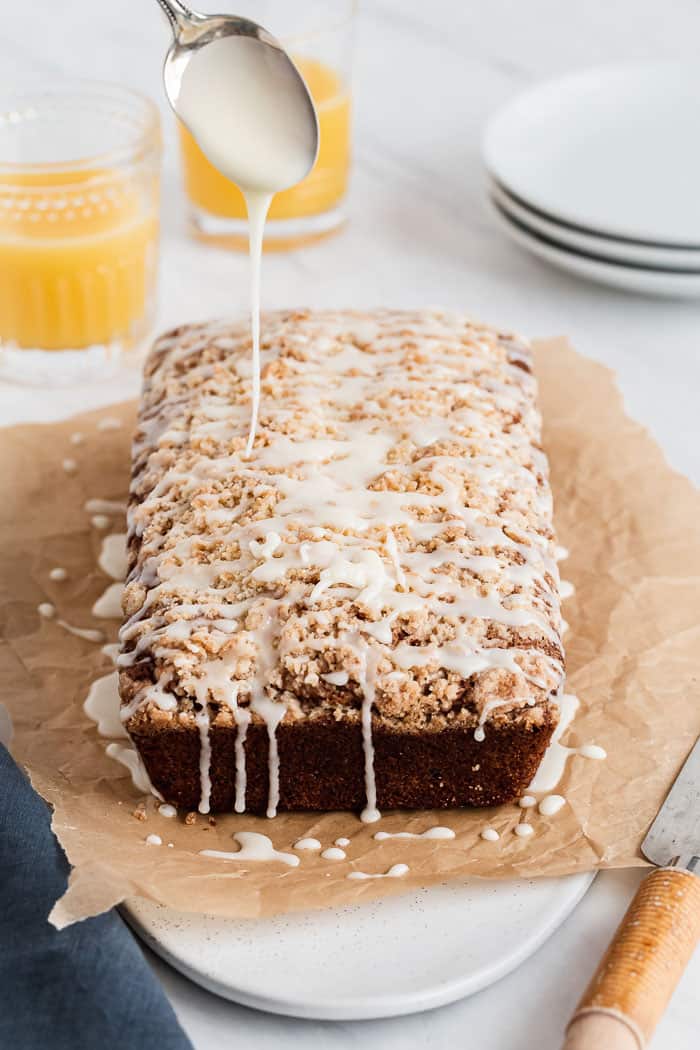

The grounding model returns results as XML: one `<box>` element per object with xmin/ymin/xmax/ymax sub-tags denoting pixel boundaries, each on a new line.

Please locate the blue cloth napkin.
<box><xmin>0</xmin><ymin>745</ymin><xmax>193</xmax><ymax>1050</ymax></box>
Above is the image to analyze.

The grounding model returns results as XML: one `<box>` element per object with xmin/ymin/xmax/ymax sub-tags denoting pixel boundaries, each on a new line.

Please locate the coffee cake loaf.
<box><xmin>119</xmin><ymin>309</ymin><xmax>565</xmax><ymax>817</ymax></box>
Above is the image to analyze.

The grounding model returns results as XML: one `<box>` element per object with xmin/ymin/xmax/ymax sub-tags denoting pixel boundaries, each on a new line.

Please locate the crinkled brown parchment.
<box><xmin>1</xmin><ymin>339</ymin><xmax>698</xmax><ymax>928</ymax></box>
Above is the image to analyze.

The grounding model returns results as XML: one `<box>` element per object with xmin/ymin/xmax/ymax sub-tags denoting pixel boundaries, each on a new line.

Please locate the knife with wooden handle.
<box><xmin>563</xmin><ymin>737</ymin><xmax>700</xmax><ymax>1050</ymax></box>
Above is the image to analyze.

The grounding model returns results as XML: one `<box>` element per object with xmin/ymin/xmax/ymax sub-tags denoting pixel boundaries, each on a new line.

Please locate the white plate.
<box><xmin>490</xmin><ymin>200</ymin><xmax>700</xmax><ymax>299</ymax></box>
<box><xmin>123</xmin><ymin>873</ymin><xmax>594</xmax><ymax>1021</ymax></box>
<box><xmin>491</xmin><ymin>181</ymin><xmax>700</xmax><ymax>271</ymax></box>
<box><xmin>483</xmin><ymin>63</ymin><xmax>700</xmax><ymax>246</ymax></box>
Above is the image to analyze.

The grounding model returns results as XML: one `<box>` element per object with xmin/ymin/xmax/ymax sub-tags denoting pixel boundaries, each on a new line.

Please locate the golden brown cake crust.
<box><xmin>119</xmin><ymin>309</ymin><xmax>565</xmax><ymax>814</ymax></box>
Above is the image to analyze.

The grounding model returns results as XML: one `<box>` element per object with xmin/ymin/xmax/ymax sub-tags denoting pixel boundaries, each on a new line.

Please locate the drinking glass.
<box><xmin>0</xmin><ymin>81</ymin><xmax>161</xmax><ymax>385</ymax></box>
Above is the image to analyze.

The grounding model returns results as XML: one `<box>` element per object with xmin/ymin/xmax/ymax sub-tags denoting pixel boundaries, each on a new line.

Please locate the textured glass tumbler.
<box><xmin>0</xmin><ymin>82</ymin><xmax>161</xmax><ymax>385</ymax></box>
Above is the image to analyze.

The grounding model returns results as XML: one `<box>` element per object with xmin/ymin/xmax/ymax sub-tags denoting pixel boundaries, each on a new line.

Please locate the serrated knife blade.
<box><xmin>641</xmin><ymin>736</ymin><xmax>700</xmax><ymax>872</ymax></box>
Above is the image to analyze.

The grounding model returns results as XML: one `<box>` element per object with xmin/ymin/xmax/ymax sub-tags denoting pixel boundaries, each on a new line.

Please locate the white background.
<box><xmin>3</xmin><ymin>1</ymin><xmax>700</xmax><ymax>1047</ymax></box>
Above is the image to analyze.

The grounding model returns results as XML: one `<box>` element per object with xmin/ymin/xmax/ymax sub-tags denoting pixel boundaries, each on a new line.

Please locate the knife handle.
<box><xmin>562</xmin><ymin>867</ymin><xmax>700</xmax><ymax>1050</ymax></box>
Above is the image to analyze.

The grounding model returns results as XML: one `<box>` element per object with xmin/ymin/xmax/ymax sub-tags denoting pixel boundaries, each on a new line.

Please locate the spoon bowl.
<box><xmin>156</xmin><ymin>0</ymin><xmax>319</xmax><ymax>192</ymax></box>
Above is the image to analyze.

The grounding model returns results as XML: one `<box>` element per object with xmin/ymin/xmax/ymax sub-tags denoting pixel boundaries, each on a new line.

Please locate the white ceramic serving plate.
<box><xmin>490</xmin><ymin>201</ymin><xmax>700</xmax><ymax>299</ymax></box>
<box><xmin>490</xmin><ymin>181</ymin><xmax>700</xmax><ymax>271</ymax></box>
<box><xmin>124</xmin><ymin>873</ymin><xmax>594</xmax><ymax>1021</ymax></box>
<box><xmin>483</xmin><ymin>62</ymin><xmax>700</xmax><ymax>246</ymax></box>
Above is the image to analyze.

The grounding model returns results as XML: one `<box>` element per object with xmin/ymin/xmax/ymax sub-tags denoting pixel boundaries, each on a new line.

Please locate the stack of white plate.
<box><xmin>482</xmin><ymin>63</ymin><xmax>700</xmax><ymax>298</ymax></box>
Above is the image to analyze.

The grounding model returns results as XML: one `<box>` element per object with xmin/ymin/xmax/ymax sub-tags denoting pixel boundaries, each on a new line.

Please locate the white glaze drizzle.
<box><xmin>49</xmin><ymin>567</ymin><xmax>68</xmax><ymax>581</ymax></box>
<box><xmin>335</xmin><ymin>837</ymin><xmax>351</xmax><ymax>847</ymax></box>
<box><xmin>347</xmin><ymin>863</ymin><xmax>410</xmax><ymax>881</ymax></box>
<box><xmin>105</xmin><ymin>742</ymin><xmax>161</xmax><ymax>796</ymax></box>
<box><xmin>91</xmin><ymin>515</ymin><xmax>111</xmax><ymax>531</ymax></box>
<box><xmin>514</xmin><ymin>823</ymin><xmax>533</xmax><ymax>838</ymax></box>
<box><xmin>539</xmin><ymin>794</ymin><xmax>566</xmax><ymax>816</ymax></box>
<box><xmin>579</xmin><ymin>744</ymin><xmax>607</xmax><ymax>759</ymax></box>
<box><xmin>99</xmin><ymin>533</ymin><xmax>129</xmax><ymax>581</ymax></box>
<box><xmin>62</xmin><ymin>458</ymin><xmax>78</xmax><ymax>474</ymax></box>
<box><xmin>244</xmin><ymin>191</ymin><xmax>272</xmax><ymax>455</ymax></box>
<box><xmin>38</xmin><ymin>602</ymin><xmax>104</xmax><ymax>643</ymax></box>
<box><xmin>293</xmin><ymin>837</ymin><xmax>322</xmax><ymax>851</ymax></box>
<box><xmin>158</xmin><ymin>803</ymin><xmax>177</xmax><ymax>818</ymax></box>
<box><xmin>70</xmin><ymin>432</ymin><xmax>84</xmax><ymax>446</ymax></box>
<box><xmin>518</xmin><ymin>795</ymin><xmax>536</xmax><ymax>809</ymax></box>
<box><xmin>102</xmin><ymin>642</ymin><xmax>120</xmax><ymax>664</ymax></box>
<box><xmin>374</xmin><ymin>826</ymin><xmax>455</xmax><ymax>841</ymax></box>
<box><xmin>120</xmin><ymin>312</ymin><xmax>566</xmax><ymax>821</ymax></box>
<box><xmin>195</xmin><ymin>705</ymin><xmax>212</xmax><ymax>814</ymax></box>
<box><xmin>57</xmin><ymin>620</ymin><xmax>105</xmax><ymax>643</ymax></box>
<box><xmin>481</xmin><ymin>827</ymin><xmax>500</xmax><ymax>841</ymax></box>
<box><xmin>529</xmin><ymin>692</ymin><xmax>607</xmax><ymax>792</ymax></box>
<box><xmin>234</xmin><ymin>707</ymin><xmax>251</xmax><ymax>814</ymax></box>
<box><xmin>559</xmin><ymin>579</ymin><xmax>575</xmax><ymax>600</ymax></box>
<box><xmin>85</xmin><ymin>498</ymin><xmax>127</xmax><ymax>515</ymax></box>
<box><xmin>91</xmin><ymin>582</ymin><xmax>123</xmax><ymax>619</ymax></box>
<box><xmin>322</xmin><ymin>671</ymin><xmax>349</xmax><ymax>686</ymax></box>
<box><xmin>321</xmin><ymin>847</ymin><xmax>346</xmax><ymax>860</ymax></box>
<box><xmin>83</xmin><ymin>671</ymin><xmax>127</xmax><ymax>738</ymax></box>
<box><xmin>145</xmin><ymin>834</ymin><xmax>162</xmax><ymax>846</ymax></box>
<box><xmin>358</xmin><ymin>643</ymin><xmax>380</xmax><ymax>824</ymax></box>
<box><xmin>199</xmin><ymin>831</ymin><xmax>299</xmax><ymax>867</ymax></box>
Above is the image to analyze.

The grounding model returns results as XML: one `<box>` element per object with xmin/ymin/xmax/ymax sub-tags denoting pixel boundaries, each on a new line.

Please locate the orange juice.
<box><xmin>179</xmin><ymin>57</ymin><xmax>351</xmax><ymax>235</ymax></box>
<box><xmin>0</xmin><ymin>169</ymin><xmax>158</xmax><ymax>351</ymax></box>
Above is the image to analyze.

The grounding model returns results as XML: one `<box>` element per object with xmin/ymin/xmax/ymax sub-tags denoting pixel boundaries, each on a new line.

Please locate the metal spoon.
<box><xmin>154</xmin><ymin>0</ymin><xmax>319</xmax><ymax>183</ymax></box>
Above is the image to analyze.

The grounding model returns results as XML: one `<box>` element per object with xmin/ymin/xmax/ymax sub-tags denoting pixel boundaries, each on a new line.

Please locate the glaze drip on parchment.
<box><xmin>117</xmin><ymin>310</ymin><xmax>566</xmax><ymax>818</ymax></box>
<box><xmin>200</xmin><ymin>830</ymin><xmax>299</xmax><ymax>867</ymax></box>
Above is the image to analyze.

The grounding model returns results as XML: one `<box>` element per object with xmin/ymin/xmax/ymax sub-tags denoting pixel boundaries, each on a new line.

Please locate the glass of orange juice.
<box><xmin>0</xmin><ymin>82</ymin><xmax>160</xmax><ymax>384</ymax></box>
<box><xmin>178</xmin><ymin>0</ymin><xmax>355</xmax><ymax>251</ymax></box>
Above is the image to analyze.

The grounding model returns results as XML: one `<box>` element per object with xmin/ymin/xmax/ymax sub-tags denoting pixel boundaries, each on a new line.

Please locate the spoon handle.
<box><xmin>154</xmin><ymin>0</ymin><xmax>193</xmax><ymax>32</ymax></box>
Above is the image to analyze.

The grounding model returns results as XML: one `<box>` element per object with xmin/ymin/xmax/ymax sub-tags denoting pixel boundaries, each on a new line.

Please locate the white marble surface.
<box><xmin>3</xmin><ymin>1</ymin><xmax>700</xmax><ymax>1047</ymax></box>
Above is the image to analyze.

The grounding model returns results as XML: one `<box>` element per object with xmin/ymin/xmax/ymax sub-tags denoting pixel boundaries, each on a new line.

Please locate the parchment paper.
<box><xmin>2</xmin><ymin>339</ymin><xmax>699</xmax><ymax>928</ymax></box>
